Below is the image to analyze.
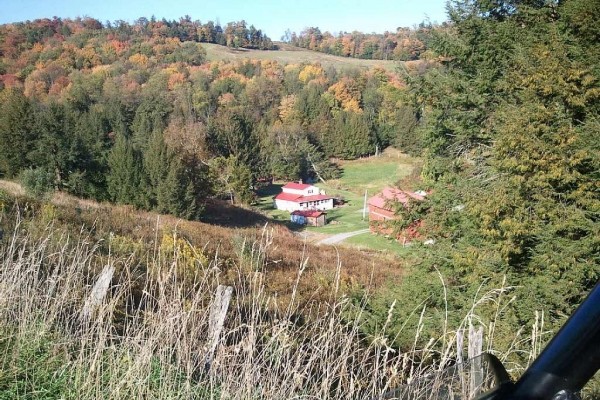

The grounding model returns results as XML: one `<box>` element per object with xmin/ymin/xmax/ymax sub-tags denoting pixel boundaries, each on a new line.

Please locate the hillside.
<box><xmin>203</xmin><ymin>42</ymin><xmax>401</xmax><ymax>72</ymax></box>
<box><xmin>0</xmin><ymin>186</ymin><xmax>410</xmax><ymax>399</ymax></box>
<box><xmin>3</xmin><ymin>182</ymin><xmax>597</xmax><ymax>399</ymax></box>
<box><xmin>0</xmin><ymin>17</ymin><xmax>418</xmax><ymax>225</ymax></box>
<box><xmin>0</xmin><ymin>181</ymin><xmax>403</xmax><ymax>303</ymax></box>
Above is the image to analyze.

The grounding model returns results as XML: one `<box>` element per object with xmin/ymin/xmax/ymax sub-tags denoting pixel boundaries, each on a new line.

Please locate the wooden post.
<box><xmin>81</xmin><ymin>265</ymin><xmax>114</xmax><ymax>321</ymax></box>
<box><xmin>456</xmin><ymin>328</ymin><xmax>466</xmax><ymax>396</ymax></box>
<box><xmin>468</xmin><ymin>323</ymin><xmax>484</xmax><ymax>397</ymax></box>
<box><xmin>205</xmin><ymin>285</ymin><xmax>233</xmax><ymax>372</ymax></box>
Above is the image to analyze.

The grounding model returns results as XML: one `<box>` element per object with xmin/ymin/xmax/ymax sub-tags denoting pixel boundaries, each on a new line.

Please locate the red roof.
<box><xmin>275</xmin><ymin>192</ymin><xmax>302</xmax><ymax>202</ymax></box>
<box><xmin>282</xmin><ymin>182</ymin><xmax>313</xmax><ymax>190</ymax></box>
<box><xmin>275</xmin><ymin>193</ymin><xmax>332</xmax><ymax>203</ymax></box>
<box><xmin>292</xmin><ymin>210</ymin><xmax>325</xmax><ymax>218</ymax></box>
<box><xmin>368</xmin><ymin>187</ymin><xmax>424</xmax><ymax>210</ymax></box>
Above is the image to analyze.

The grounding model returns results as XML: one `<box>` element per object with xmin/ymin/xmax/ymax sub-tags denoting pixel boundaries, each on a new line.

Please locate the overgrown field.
<box><xmin>0</xmin><ymin>187</ymin><xmax>403</xmax><ymax>306</ymax></box>
<box><xmin>0</xmin><ymin>190</ymin><xmax>578</xmax><ymax>399</ymax></box>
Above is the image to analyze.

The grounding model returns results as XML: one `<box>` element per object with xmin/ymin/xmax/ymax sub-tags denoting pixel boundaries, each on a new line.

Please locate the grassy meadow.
<box><xmin>203</xmin><ymin>42</ymin><xmax>401</xmax><ymax>72</ymax></box>
<box><xmin>0</xmin><ymin>189</ymin><xmax>551</xmax><ymax>400</ymax></box>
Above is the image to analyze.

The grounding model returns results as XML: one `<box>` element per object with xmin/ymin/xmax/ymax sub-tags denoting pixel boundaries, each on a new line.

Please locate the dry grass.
<box><xmin>0</xmin><ymin>181</ymin><xmax>404</xmax><ymax>305</ymax></box>
<box><xmin>0</xmin><ymin>180</ymin><xmax>25</xmax><ymax>196</ymax></box>
<box><xmin>0</xmin><ymin>212</ymin><xmax>409</xmax><ymax>399</ymax></box>
<box><xmin>42</xmin><ymin>192</ymin><xmax>405</xmax><ymax>306</ymax></box>
<box><xmin>0</xmin><ymin>201</ymin><xmax>550</xmax><ymax>400</ymax></box>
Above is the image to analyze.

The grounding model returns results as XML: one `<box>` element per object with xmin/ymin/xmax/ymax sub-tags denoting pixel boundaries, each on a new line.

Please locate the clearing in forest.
<box><xmin>256</xmin><ymin>148</ymin><xmax>420</xmax><ymax>253</ymax></box>
<box><xmin>203</xmin><ymin>42</ymin><xmax>400</xmax><ymax>72</ymax></box>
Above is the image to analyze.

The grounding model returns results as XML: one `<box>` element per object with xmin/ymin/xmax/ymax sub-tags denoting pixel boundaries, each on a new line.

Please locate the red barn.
<box><xmin>367</xmin><ymin>187</ymin><xmax>424</xmax><ymax>222</ymax></box>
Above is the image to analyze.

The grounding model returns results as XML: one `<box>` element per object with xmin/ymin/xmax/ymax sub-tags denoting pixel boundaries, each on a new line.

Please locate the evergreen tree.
<box><xmin>68</xmin><ymin>107</ymin><xmax>111</xmax><ymax>199</ymax></box>
<box><xmin>208</xmin><ymin>110</ymin><xmax>262</xmax><ymax>180</ymax></box>
<box><xmin>28</xmin><ymin>102</ymin><xmax>73</xmax><ymax>189</ymax></box>
<box><xmin>142</xmin><ymin>130</ymin><xmax>170</xmax><ymax>209</ymax></box>
<box><xmin>352</xmin><ymin>0</ymin><xmax>600</xmax><ymax>354</ymax></box>
<box><xmin>156</xmin><ymin>157</ymin><xmax>186</xmax><ymax>215</ymax></box>
<box><xmin>0</xmin><ymin>89</ymin><xmax>34</xmax><ymax>177</ymax></box>
<box><xmin>131</xmin><ymin>77</ymin><xmax>172</xmax><ymax>151</ymax></box>
<box><xmin>325</xmin><ymin>111</ymin><xmax>374</xmax><ymax>159</ymax></box>
<box><xmin>107</xmin><ymin>133</ymin><xmax>142</xmax><ymax>205</ymax></box>
<box><xmin>409</xmin><ymin>0</ymin><xmax>599</xmax><ymax>334</ymax></box>
<box><xmin>209</xmin><ymin>156</ymin><xmax>253</xmax><ymax>205</ymax></box>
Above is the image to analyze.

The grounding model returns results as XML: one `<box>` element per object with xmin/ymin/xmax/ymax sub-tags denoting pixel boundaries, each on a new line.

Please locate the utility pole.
<box><xmin>362</xmin><ymin>189</ymin><xmax>368</xmax><ymax>220</ymax></box>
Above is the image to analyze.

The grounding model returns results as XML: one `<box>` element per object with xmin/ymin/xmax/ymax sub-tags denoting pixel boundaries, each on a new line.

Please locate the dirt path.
<box><xmin>317</xmin><ymin>228</ymin><xmax>370</xmax><ymax>245</ymax></box>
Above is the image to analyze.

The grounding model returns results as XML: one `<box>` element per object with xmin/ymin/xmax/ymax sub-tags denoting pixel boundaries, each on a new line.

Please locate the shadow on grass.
<box><xmin>256</xmin><ymin>184</ymin><xmax>283</xmax><ymax>197</ymax></box>
<box><xmin>255</xmin><ymin>184</ymin><xmax>283</xmax><ymax>212</ymax></box>
<box><xmin>201</xmin><ymin>198</ymin><xmax>304</xmax><ymax>232</ymax></box>
<box><xmin>201</xmin><ymin>199</ymin><xmax>272</xmax><ymax>228</ymax></box>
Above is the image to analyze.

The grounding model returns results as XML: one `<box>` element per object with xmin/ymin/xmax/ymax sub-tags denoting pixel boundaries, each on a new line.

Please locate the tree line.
<box><xmin>0</xmin><ymin>15</ymin><xmax>276</xmax><ymax>65</ymax></box>
<box><xmin>284</xmin><ymin>24</ymin><xmax>435</xmax><ymax>61</ymax></box>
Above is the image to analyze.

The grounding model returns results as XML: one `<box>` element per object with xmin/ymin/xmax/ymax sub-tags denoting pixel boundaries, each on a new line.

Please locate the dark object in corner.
<box><xmin>478</xmin><ymin>280</ymin><xmax>600</xmax><ymax>399</ymax></box>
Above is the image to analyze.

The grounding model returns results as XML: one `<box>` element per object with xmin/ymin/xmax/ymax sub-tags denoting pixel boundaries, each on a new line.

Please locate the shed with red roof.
<box><xmin>291</xmin><ymin>210</ymin><xmax>326</xmax><ymax>227</ymax></box>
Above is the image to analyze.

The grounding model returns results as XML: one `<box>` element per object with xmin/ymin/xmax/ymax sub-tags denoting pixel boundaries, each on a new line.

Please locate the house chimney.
<box><xmin>299</xmin><ymin>179</ymin><xmax>303</xmax><ymax>184</ymax></box>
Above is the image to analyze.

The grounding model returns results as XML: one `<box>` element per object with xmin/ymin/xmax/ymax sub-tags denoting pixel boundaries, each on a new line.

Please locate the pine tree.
<box><xmin>142</xmin><ymin>130</ymin><xmax>170</xmax><ymax>209</ymax></box>
<box><xmin>0</xmin><ymin>89</ymin><xmax>34</xmax><ymax>177</ymax></box>
<box><xmin>156</xmin><ymin>157</ymin><xmax>184</xmax><ymax>216</ymax></box>
<box><xmin>107</xmin><ymin>133</ymin><xmax>142</xmax><ymax>205</ymax></box>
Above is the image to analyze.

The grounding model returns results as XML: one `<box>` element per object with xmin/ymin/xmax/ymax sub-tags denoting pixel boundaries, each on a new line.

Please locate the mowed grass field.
<box><xmin>203</xmin><ymin>42</ymin><xmax>401</xmax><ymax>72</ymax></box>
<box><xmin>256</xmin><ymin>148</ymin><xmax>420</xmax><ymax>253</ymax></box>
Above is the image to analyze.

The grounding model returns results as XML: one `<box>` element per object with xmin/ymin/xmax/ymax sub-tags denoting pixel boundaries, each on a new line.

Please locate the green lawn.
<box><xmin>331</xmin><ymin>150</ymin><xmax>418</xmax><ymax>196</ymax></box>
<box><xmin>306</xmin><ymin>188</ymin><xmax>368</xmax><ymax>234</ymax></box>
<box><xmin>344</xmin><ymin>232</ymin><xmax>414</xmax><ymax>256</ymax></box>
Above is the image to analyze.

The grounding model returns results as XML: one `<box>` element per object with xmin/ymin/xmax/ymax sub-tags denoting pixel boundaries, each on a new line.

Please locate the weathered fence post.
<box><xmin>468</xmin><ymin>323</ymin><xmax>484</xmax><ymax>397</ymax></box>
<box><xmin>456</xmin><ymin>328</ymin><xmax>467</xmax><ymax>396</ymax></box>
<box><xmin>204</xmin><ymin>284</ymin><xmax>233</xmax><ymax>372</ymax></box>
<box><xmin>81</xmin><ymin>265</ymin><xmax>114</xmax><ymax>321</ymax></box>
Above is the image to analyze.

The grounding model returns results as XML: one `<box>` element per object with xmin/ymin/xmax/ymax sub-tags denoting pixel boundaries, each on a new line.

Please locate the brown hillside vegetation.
<box><xmin>0</xmin><ymin>183</ymin><xmax>403</xmax><ymax>307</ymax></box>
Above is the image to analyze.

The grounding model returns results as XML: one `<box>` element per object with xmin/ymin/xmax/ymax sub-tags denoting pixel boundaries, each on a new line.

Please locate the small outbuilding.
<box><xmin>290</xmin><ymin>210</ymin><xmax>326</xmax><ymax>227</ymax></box>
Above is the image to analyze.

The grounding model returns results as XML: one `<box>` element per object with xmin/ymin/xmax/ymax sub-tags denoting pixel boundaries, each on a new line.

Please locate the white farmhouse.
<box><xmin>274</xmin><ymin>182</ymin><xmax>334</xmax><ymax>212</ymax></box>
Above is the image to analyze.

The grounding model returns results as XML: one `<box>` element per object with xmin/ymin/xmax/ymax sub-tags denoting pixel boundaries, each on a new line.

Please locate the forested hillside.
<box><xmin>0</xmin><ymin>16</ymin><xmax>421</xmax><ymax>219</ymax></box>
<box><xmin>358</xmin><ymin>0</ymin><xmax>600</xmax><ymax>357</ymax></box>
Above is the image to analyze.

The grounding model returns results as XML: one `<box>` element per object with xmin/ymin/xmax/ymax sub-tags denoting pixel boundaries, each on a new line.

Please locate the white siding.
<box><xmin>298</xmin><ymin>198</ymin><xmax>334</xmax><ymax>211</ymax></box>
<box><xmin>282</xmin><ymin>185</ymin><xmax>319</xmax><ymax>196</ymax></box>
<box><xmin>274</xmin><ymin>199</ymin><xmax>298</xmax><ymax>212</ymax></box>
